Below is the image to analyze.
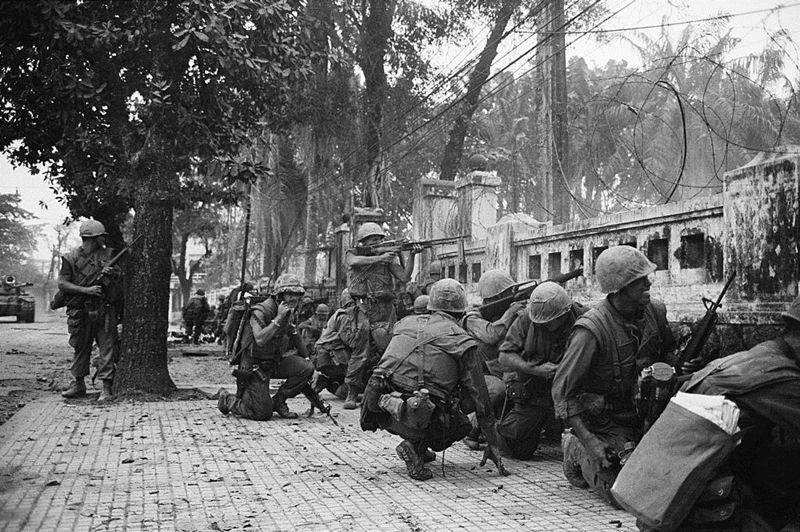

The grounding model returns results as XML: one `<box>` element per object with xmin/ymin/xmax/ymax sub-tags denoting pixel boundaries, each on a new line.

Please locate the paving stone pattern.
<box><xmin>0</xmin><ymin>395</ymin><xmax>636</xmax><ymax>531</ymax></box>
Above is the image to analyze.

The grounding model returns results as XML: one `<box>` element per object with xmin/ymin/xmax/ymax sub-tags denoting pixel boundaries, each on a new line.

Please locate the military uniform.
<box><xmin>298</xmin><ymin>315</ymin><xmax>327</xmax><ymax>358</ymax></box>
<box><xmin>221</xmin><ymin>297</ymin><xmax>313</xmax><ymax>421</ymax></box>
<box><xmin>60</xmin><ymin>245</ymin><xmax>121</xmax><ymax>385</ymax></box>
<box><xmin>552</xmin><ymin>298</ymin><xmax>676</xmax><ymax>502</ymax></box>
<box><xmin>496</xmin><ymin>304</ymin><xmax>585</xmax><ymax>460</ymax></box>
<box><xmin>183</xmin><ymin>292</ymin><xmax>209</xmax><ymax>344</ymax></box>
<box><xmin>314</xmin><ymin>305</ymin><xmax>369</xmax><ymax>394</ymax></box>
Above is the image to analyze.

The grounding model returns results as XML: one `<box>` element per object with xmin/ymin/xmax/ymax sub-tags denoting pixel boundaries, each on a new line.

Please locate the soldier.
<box><xmin>313</xmin><ymin>290</ymin><xmax>365</xmax><ymax>399</ymax></box>
<box><xmin>59</xmin><ymin>220</ymin><xmax>123</xmax><ymax>402</ymax></box>
<box><xmin>183</xmin><ymin>289</ymin><xmax>210</xmax><ymax>344</ymax></box>
<box><xmin>217</xmin><ymin>273</ymin><xmax>314</xmax><ymax>420</ymax></box>
<box><xmin>298</xmin><ymin>303</ymin><xmax>330</xmax><ymax>358</ymax></box>
<box><xmin>460</xmin><ymin>269</ymin><xmax>526</xmax><ymax>450</ymax></box>
<box><xmin>420</xmin><ymin>259</ymin><xmax>444</xmax><ymax>295</ymax></box>
<box><xmin>551</xmin><ymin>246</ymin><xmax>679</xmax><ymax>506</ymax></box>
<box><xmin>297</xmin><ymin>295</ymin><xmax>315</xmax><ymax>323</ymax></box>
<box><xmin>497</xmin><ymin>282</ymin><xmax>586</xmax><ymax>460</ymax></box>
<box><xmin>412</xmin><ymin>295</ymin><xmax>430</xmax><ymax>315</ymax></box>
<box><xmin>360</xmin><ymin>279</ymin><xmax>509</xmax><ymax>481</ymax></box>
<box><xmin>343</xmin><ymin>222</ymin><xmax>422</xmax><ymax>409</ymax></box>
<box><xmin>213</xmin><ymin>294</ymin><xmax>228</xmax><ymax>345</ymax></box>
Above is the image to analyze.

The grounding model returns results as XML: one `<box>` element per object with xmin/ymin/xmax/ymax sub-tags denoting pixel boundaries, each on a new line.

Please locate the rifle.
<box><xmin>354</xmin><ymin>235</ymin><xmax>469</xmax><ymax>256</ymax></box>
<box><xmin>302</xmin><ymin>384</ymin><xmax>339</xmax><ymax>426</ymax></box>
<box><xmin>674</xmin><ymin>273</ymin><xmax>736</xmax><ymax>376</ymax></box>
<box><xmin>50</xmin><ymin>235</ymin><xmax>143</xmax><ymax>310</ymax></box>
<box><xmin>478</xmin><ymin>268</ymin><xmax>584</xmax><ymax>321</ymax></box>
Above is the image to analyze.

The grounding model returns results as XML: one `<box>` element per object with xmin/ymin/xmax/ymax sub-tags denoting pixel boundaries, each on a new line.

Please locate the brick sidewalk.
<box><xmin>0</xmin><ymin>394</ymin><xmax>636</xmax><ymax>531</ymax></box>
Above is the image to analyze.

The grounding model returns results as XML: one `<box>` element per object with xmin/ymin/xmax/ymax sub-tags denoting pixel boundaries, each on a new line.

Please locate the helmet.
<box><xmin>781</xmin><ymin>295</ymin><xmax>800</xmax><ymax>325</ymax></box>
<box><xmin>273</xmin><ymin>273</ymin><xmax>305</xmax><ymax>296</ymax></box>
<box><xmin>427</xmin><ymin>279</ymin><xmax>468</xmax><ymax>313</ymax></box>
<box><xmin>427</xmin><ymin>260</ymin><xmax>444</xmax><ymax>276</ymax></box>
<box><xmin>315</xmin><ymin>303</ymin><xmax>330</xmax><ymax>315</ymax></box>
<box><xmin>595</xmin><ymin>246</ymin><xmax>656</xmax><ymax>293</ymax></box>
<box><xmin>356</xmin><ymin>222</ymin><xmax>385</xmax><ymax>243</ymax></box>
<box><xmin>528</xmin><ymin>282</ymin><xmax>572</xmax><ymax>324</ymax></box>
<box><xmin>196</xmin><ymin>289</ymin><xmax>205</xmax><ymax>296</ymax></box>
<box><xmin>413</xmin><ymin>295</ymin><xmax>430</xmax><ymax>314</ymax></box>
<box><xmin>79</xmin><ymin>220</ymin><xmax>108</xmax><ymax>238</ymax></box>
<box><xmin>478</xmin><ymin>269</ymin><xmax>515</xmax><ymax>299</ymax></box>
<box><xmin>340</xmin><ymin>289</ymin><xmax>353</xmax><ymax>307</ymax></box>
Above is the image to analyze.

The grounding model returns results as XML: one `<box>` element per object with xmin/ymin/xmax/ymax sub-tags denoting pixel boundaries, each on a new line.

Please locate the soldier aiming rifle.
<box><xmin>479</xmin><ymin>268</ymin><xmax>584</xmax><ymax>322</ymax></box>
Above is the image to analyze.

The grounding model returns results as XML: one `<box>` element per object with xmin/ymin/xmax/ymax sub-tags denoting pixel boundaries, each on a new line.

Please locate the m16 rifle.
<box><xmin>302</xmin><ymin>384</ymin><xmax>339</xmax><ymax>426</ymax></box>
<box><xmin>50</xmin><ymin>235</ymin><xmax>142</xmax><ymax>310</ymax></box>
<box><xmin>478</xmin><ymin>268</ymin><xmax>584</xmax><ymax>321</ymax></box>
<box><xmin>354</xmin><ymin>235</ymin><xmax>469</xmax><ymax>256</ymax></box>
<box><xmin>674</xmin><ymin>272</ymin><xmax>736</xmax><ymax>376</ymax></box>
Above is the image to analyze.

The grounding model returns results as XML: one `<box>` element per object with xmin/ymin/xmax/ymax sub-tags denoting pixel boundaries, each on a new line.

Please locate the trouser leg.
<box><xmin>95</xmin><ymin>307</ymin><xmax>117</xmax><ymax>382</ymax></box>
<box><xmin>496</xmin><ymin>403</ymin><xmax>549</xmax><ymax>460</ymax></box>
<box><xmin>274</xmin><ymin>354</ymin><xmax>314</xmax><ymax>398</ymax></box>
<box><xmin>69</xmin><ymin>312</ymin><xmax>96</xmax><ymax>380</ymax></box>
<box><xmin>577</xmin><ymin>428</ymin><xmax>631</xmax><ymax>508</ymax></box>
<box><xmin>229</xmin><ymin>379</ymin><xmax>273</xmax><ymax>421</ymax></box>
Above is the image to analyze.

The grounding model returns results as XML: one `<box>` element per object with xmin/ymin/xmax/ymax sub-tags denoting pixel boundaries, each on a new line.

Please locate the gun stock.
<box><xmin>674</xmin><ymin>273</ymin><xmax>736</xmax><ymax>376</ymax></box>
<box><xmin>478</xmin><ymin>268</ymin><xmax>584</xmax><ymax>321</ymax></box>
<box><xmin>302</xmin><ymin>385</ymin><xmax>339</xmax><ymax>426</ymax></box>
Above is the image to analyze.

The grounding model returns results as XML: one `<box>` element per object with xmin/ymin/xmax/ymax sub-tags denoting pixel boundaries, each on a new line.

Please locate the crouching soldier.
<box><xmin>217</xmin><ymin>273</ymin><xmax>314</xmax><ymax>420</ymax></box>
<box><xmin>552</xmin><ymin>246</ymin><xmax>678</xmax><ymax>506</ymax></box>
<box><xmin>360</xmin><ymin>279</ymin><xmax>509</xmax><ymax>481</ymax></box>
<box><xmin>497</xmin><ymin>282</ymin><xmax>586</xmax><ymax>460</ymax></box>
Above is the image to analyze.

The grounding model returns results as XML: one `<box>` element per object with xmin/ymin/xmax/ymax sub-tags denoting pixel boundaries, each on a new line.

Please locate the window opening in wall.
<box><xmin>458</xmin><ymin>263</ymin><xmax>467</xmax><ymax>283</ymax></box>
<box><xmin>569</xmin><ymin>249</ymin><xmax>584</xmax><ymax>272</ymax></box>
<box><xmin>447</xmin><ymin>265</ymin><xmax>456</xmax><ymax>279</ymax></box>
<box><xmin>528</xmin><ymin>254</ymin><xmax>542</xmax><ymax>280</ymax></box>
<box><xmin>471</xmin><ymin>262</ymin><xmax>482</xmax><ymax>283</ymax></box>
<box><xmin>648</xmin><ymin>239</ymin><xmax>669</xmax><ymax>271</ymax></box>
<box><xmin>680</xmin><ymin>234</ymin><xmax>705</xmax><ymax>269</ymax></box>
<box><xmin>548</xmin><ymin>252</ymin><xmax>562</xmax><ymax>277</ymax></box>
<box><xmin>592</xmin><ymin>246</ymin><xmax>608</xmax><ymax>274</ymax></box>
<box><xmin>622</xmin><ymin>240</ymin><xmax>637</xmax><ymax>248</ymax></box>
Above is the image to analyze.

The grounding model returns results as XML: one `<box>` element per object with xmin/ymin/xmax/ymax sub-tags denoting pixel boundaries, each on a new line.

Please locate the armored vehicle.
<box><xmin>0</xmin><ymin>275</ymin><xmax>35</xmax><ymax>322</ymax></box>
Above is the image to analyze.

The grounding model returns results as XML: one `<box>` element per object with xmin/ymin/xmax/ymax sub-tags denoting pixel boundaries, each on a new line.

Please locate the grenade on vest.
<box><xmin>404</xmin><ymin>389</ymin><xmax>435</xmax><ymax>429</ymax></box>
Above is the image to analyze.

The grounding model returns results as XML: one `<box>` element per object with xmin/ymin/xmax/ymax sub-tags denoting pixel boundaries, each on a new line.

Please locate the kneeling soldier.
<box><xmin>360</xmin><ymin>279</ymin><xmax>509</xmax><ymax>481</ymax></box>
<box><xmin>218</xmin><ymin>273</ymin><xmax>314</xmax><ymax>420</ymax></box>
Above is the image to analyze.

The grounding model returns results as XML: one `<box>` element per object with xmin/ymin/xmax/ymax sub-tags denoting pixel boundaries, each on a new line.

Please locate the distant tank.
<box><xmin>0</xmin><ymin>275</ymin><xmax>35</xmax><ymax>323</ymax></box>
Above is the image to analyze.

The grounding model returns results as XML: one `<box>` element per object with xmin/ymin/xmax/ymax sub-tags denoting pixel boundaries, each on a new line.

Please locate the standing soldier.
<box><xmin>59</xmin><ymin>220</ymin><xmax>123</xmax><ymax>402</ymax></box>
<box><xmin>460</xmin><ymin>269</ymin><xmax>526</xmax><ymax>450</ymax></box>
<box><xmin>361</xmin><ymin>279</ymin><xmax>509</xmax><ymax>481</ymax></box>
<box><xmin>213</xmin><ymin>294</ymin><xmax>228</xmax><ymax>345</ymax></box>
<box><xmin>217</xmin><ymin>273</ymin><xmax>314</xmax><ymax>420</ymax></box>
<box><xmin>551</xmin><ymin>246</ymin><xmax>680</xmax><ymax>506</ymax></box>
<box><xmin>343</xmin><ymin>222</ymin><xmax>422</xmax><ymax>409</ymax></box>
<box><xmin>497</xmin><ymin>282</ymin><xmax>586</xmax><ymax>460</ymax></box>
<box><xmin>183</xmin><ymin>289</ymin><xmax>210</xmax><ymax>344</ymax></box>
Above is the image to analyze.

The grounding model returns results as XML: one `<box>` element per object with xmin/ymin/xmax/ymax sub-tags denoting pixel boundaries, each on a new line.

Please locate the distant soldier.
<box><xmin>460</xmin><ymin>269</ymin><xmax>526</xmax><ymax>450</ymax></box>
<box><xmin>183</xmin><ymin>289</ymin><xmax>210</xmax><ymax>344</ymax></box>
<box><xmin>59</xmin><ymin>220</ymin><xmax>123</xmax><ymax>402</ymax></box>
<box><xmin>420</xmin><ymin>259</ymin><xmax>444</xmax><ymax>295</ymax></box>
<box><xmin>213</xmin><ymin>294</ymin><xmax>228</xmax><ymax>345</ymax></box>
<box><xmin>413</xmin><ymin>295</ymin><xmax>430</xmax><ymax>315</ymax></box>
<box><xmin>497</xmin><ymin>282</ymin><xmax>586</xmax><ymax>460</ymax></box>
<box><xmin>217</xmin><ymin>273</ymin><xmax>314</xmax><ymax>420</ymax></box>
<box><xmin>343</xmin><ymin>222</ymin><xmax>422</xmax><ymax>409</ymax></box>
<box><xmin>313</xmin><ymin>289</ymin><xmax>366</xmax><ymax>399</ymax></box>
<box><xmin>360</xmin><ymin>279</ymin><xmax>509</xmax><ymax>481</ymax></box>
<box><xmin>297</xmin><ymin>295</ymin><xmax>315</xmax><ymax>323</ymax></box>
<box><xmin>298</xmin><ymin>303</ymin><xmax>330</xmax><ymax>358</ymax></box>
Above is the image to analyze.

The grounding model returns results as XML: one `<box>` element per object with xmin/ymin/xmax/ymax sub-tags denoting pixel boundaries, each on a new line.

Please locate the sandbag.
<box><xmin>611</xmin><ymin>399</ymin><xmax>738</xmax><ymax>531</ymax></box>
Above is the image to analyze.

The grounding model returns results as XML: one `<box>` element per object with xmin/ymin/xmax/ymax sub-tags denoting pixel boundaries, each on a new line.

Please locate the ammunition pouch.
<box><xmin>635</xmin><ymin>362</ymin><xmax>676</xmax><ymax>429</ymax></box>
<box><xmin>363</xmin><ymin>367</ymin><xmax>393</xmax><ymax>413</ymax></box>
<box><xmin>506</xmin><ymin>380</ymin><xmax>531</xmax><ymax>404</ymax></box>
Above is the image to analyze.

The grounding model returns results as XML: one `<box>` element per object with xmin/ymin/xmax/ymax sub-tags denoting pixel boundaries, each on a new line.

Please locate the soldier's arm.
<box><xmin>251</xmin><ymin>306</ymin><xmax>280</xmax><ymax>347</ymax></box>
<box><xmin>346</xmin><ymin>249</ymin><xmax>395</xmax><ymax>267</ymax></box>
<box><xmin>460</xmin><ymin>345</ymin><xmax>498</xmax><ymax>442</ymax></box>
<box><xmin>57</xmin><ymin>257</ymin><xmax>100</xmax><ymax>296</ymax></box>
<box><xmin>497</xmin><ymin>315</ymin><xmax>554</xmax><ymax>378</ymax></box>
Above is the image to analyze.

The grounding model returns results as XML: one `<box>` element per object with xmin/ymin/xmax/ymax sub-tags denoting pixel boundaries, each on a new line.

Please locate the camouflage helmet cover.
<box><xmin>413</xmin><ymin>295</ymin><xmax>430</xmax><ymax>314</ymax></box>
<box><xmin>595</xmin><ymin>246</ymin><xmax>656</xmax><ymax>294</ymax></box>
<box><xmin>356</xmin><ymin>222</ymin><xmax>385</xmax><ymax>243</ymax></box>
<box><xmin>527</xmin><ymin>282</ymin><xmax>572</xmax><ymax>324</ymax></box>
<box><xmin>478</xmin><ymin>269</ymin><xmax>515</xmax><ymax>299</ymax></box>
<box><xmin>427</xmin><ymin>279</ymin><xmax>468</xmax><ymax>313</ymax></box>
<box><xmin>273</xmin><ymin>273</ymin><xmax>305</xmax><ymax>296</ymax></box>
<box><xmin>79</xmin><ymin>220</ymin><xmax>108</xmax><ymax>238</ymax></box>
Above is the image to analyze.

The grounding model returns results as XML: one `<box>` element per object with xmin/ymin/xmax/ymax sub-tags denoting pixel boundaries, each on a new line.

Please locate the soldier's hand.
<box><xmin>276</xmin><ymin>302</ymin><xmax>292</xmax><ymax>322</ymax></box>
<box><xmin>585</xmin><ymin>436</ymin><xmax>613</xmax><ymax>469</ymax></box>
<box><xmin>679</xmin><ymin>356</ymin><xmax>703</xmax><ymax>374</ymax></box>
<box><xmin>536</xmin><ymin>362</ymin><xmax>558</xmax><ymax>380</ymax></box>
<box><xmin>84</xmin><ymin>285</ymin><xmax>103</xmax><ymax>297</ymax></box>
<box><xmin>378</xmin><ymin>252</ymin><xmax>397</xmax><ymax>263</ymax></box>
<box><xmin>480</xmin><ymin>445</ymin><xmax>509</xmax><ymax>476</ymax></box>
<box><xmin>410</xmin><ymin>243</ymin><xmax>425</xmax><ymax>255</ymax></box>
<box><xmin>101</xmin><ymin>265</ymin><xmax>115</xmax><ymax>276</ymax></box>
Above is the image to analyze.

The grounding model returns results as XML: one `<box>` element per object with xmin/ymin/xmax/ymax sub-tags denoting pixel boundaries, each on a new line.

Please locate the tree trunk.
<box><xmin>550</xmin><ymin>0</ymin><xmax>570</xmax><ymax>223</ymax></box>
<box><xmin>439</xmin><ymin>0</ymin><xmax>520</xmax><ymax>181</ymax></box>
<box><xmin>116</xmin><ymin>174</ymin><xmax>176</xmax><ymax>394</ymax></box>
<box><xmin>359</xmin><ymin>0</ymin><xmax>395</xmax><ymax>207</ymax></box>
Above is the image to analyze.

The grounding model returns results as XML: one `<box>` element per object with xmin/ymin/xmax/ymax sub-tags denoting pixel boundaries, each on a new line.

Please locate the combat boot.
<box><xmin>62</xmin><ymin>378</ymin><xmax>86</xmax><ymax>399</ymax></box>
<box><xmin>396</xmin><ymin>440</ymin><xmax>433</xmax><ymax>481</ymax></box>
<box><xmin>561</xmin><ymin>429</ymin><xmax>589</xmax><ymax>488</ymax></box>
<box><xmin>334</xmin><ymin>384</ymin><xmax>348</xmax><ymax>400</ymax></box>
<box><xmin>217</xmin><ymin>388</ymin><xmax>233</xmax><ymax>415</ymax></box>
<box><xmin>97</xmin><ymin>381</ymin><xmax>113</xmax><ymax>402</ymax></box>
<box><xmin>343</xmin><ymin>386</ymin><xmax>359</xmax><ymax>410</ymax></box>
<box><xmin>272</xmin><ymin>393</ymin><xmax>299</xmax><ymax>419</ymax></box>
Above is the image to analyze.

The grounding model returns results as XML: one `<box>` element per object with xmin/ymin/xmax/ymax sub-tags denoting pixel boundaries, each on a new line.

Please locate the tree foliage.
<box><xmin>0</xmin><ymin>193</ymin><xmax>38</xmax><ymax>275</ymax></box>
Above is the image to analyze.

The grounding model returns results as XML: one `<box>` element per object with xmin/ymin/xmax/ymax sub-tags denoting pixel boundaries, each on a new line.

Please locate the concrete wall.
<box><xmin>418</xmin><ymin>151</ymin><xmax>800</xmax><ymax>354</ymax></box>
